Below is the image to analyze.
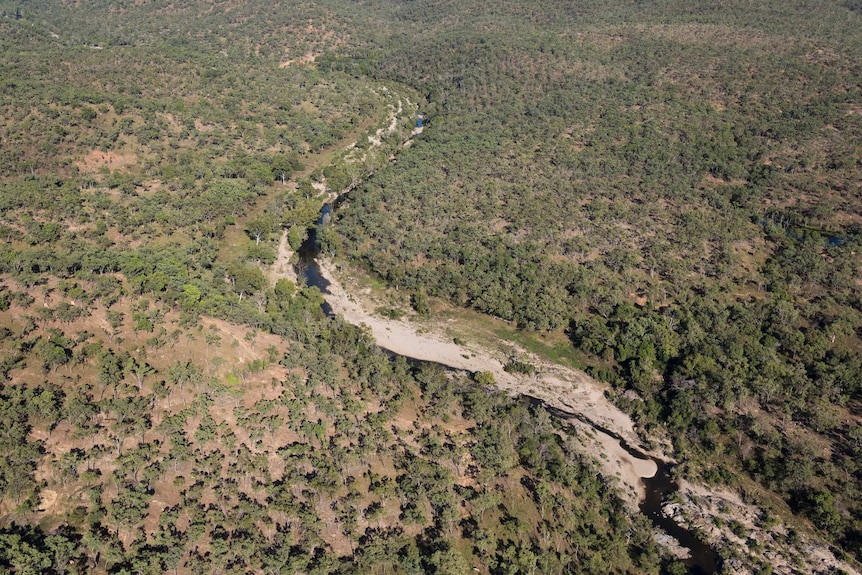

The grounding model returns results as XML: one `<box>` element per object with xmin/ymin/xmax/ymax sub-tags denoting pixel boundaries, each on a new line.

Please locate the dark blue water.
<box><xmin>295</xmin><ymin>208</ymin><xmax>333</xmax><ymax>316</ymax></box>
<box><xmin>760</xmin><ymin>219</ymin><xmax>852</xmax><ymax>248</ymax></box>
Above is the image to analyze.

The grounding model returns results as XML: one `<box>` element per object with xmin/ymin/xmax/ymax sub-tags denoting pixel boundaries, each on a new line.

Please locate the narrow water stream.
<box><xmin>296</xmin><ymin>205</ymin><xmax>333</xmax><ymax>315</ymax></box>
<box><xmin>296</xmin><ymin>208</ymin><xmax>721</xmax><ymax>574</ymax></box>
<box><xmin>543</xmin><ymin>403</ymin><xmax>720</xmax><ymax>574</ymax></box>
<box><xmin>644</xmin><ymin>462</ymin><xmax>719</xmax><ymax>575</ymax></box>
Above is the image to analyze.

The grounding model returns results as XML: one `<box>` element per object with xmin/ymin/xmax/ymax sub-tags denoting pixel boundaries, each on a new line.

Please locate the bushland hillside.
<box><xmin>0</xmin><ymin>0</ymin><xmax>860</xmax><ymax>572</ymax></box>
<box><xmin>0</xmin><ymin>1</ymin><xmax>662</xmax><ymax>572</ymax></box>
<box><xmin>329</xmin><ymin>0</ymin><xmax>862</xmax><ymax>563</ymax></box>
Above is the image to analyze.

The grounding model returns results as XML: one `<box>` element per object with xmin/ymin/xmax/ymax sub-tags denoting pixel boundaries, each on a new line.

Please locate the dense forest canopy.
<box><xmin>0</xmin><ymin>0</ymin><xmax>860</xmax><ymax>572</ymax></box>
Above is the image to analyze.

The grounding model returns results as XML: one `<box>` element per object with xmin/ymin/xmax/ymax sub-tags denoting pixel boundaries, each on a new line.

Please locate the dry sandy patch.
<box><xmin>268</xmin><ymin>230</ymin><xmax>298</xmax><ymax>286</ymax></box>
<box><xmin>317</xmin><ymin>259</ymin><xmax>658</xmax><ymax>504</ymax></box>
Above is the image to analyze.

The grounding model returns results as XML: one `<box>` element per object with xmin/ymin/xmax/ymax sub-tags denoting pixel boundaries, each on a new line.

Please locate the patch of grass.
<box><xmin>492</xmin><ymin>326</ymin><xmax>589</xmax><ymax>371</ymax></box>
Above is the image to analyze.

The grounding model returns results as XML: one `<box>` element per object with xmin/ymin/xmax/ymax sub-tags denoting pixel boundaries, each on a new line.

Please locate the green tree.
<box><xmin>427</xmin><ymin>541</ymin><xmax>470</xmax><ymax>575</ymax></box>
<box><xmin>32</xmin><ymin>337</ymin><xmax>69</xmax><ymax>373</ymax></box>
<box><xmin>228</xmin><ymin>263</ymin><xmax>267</xmax><ymax>301</ymax></box>
<box><xmin>0</xmin><ymin>531</ymin><xmax>52</xmax><ymax>575</ymax></box>
<box><xmin>124</xmin><ymin>355</ymin><xmax>154</xmax><ymax>391</ymax></box>
<box><xmin>108</xmin><ymin>483</ymin><xmax>151</xmax><ymax>545</ymax></box>
<box><xmin>96</xmin><ymin>349</ymin><xmax>123</xmax><ymax>400</ymax></box>
<box><xmin>245</xmin><ymin>214</ymin><xmax>276</xmax><ymax>246</ymax></box>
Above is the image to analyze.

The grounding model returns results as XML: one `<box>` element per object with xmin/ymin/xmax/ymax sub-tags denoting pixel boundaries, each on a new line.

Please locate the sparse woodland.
<box><xmin>0</xmin><ymin>0</ymin><xmax>860</xmax><ymax>573</ymax></box>
<box><xmin>332</xmin><ymin>0</ymin><xmax>862</xmax><ymax>566</ymax></box>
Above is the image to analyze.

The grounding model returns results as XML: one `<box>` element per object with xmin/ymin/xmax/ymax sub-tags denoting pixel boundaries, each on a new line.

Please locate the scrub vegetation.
<box><xmin>0</xmin><ymin>0</ymin><xmax>860</xmax><ymax>572</ymax></box>
<box><xmin>331</xmin><ymin>0</ymin><xmax>862</xmax><ymax>564</ymax></box>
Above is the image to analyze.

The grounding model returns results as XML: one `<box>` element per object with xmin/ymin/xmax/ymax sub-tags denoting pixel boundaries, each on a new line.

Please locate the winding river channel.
<box><xmin>295</xmin><ymin>207</ymin><xmax>720</xmax><ymax>574</ymax></box>
<box><xmin>544</xmin><ymin>403</ymin><xmax>718</xmax><ymax>575</ymax></box>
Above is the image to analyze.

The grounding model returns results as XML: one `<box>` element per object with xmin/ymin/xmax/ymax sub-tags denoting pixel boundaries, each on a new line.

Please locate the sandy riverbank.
<box><xmin>317</xmin><ymin>258</ymin><xmax>658</xmax><ymax>505</ymax></box>
<box><xmin>268</xmin><ymin>230</ymin><xmax>299</xmax><ymax>286</ymax></box>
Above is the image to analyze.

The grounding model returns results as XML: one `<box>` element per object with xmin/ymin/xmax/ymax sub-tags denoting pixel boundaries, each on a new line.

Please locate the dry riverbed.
<box><xmin>265</xmin><ymin>84</ymin><xmax>859</xmax><ymax>573</ymax></box>
<box><xmin>317</xmin><ymin>258</ymin><xmax>658</xmax><ymax>504</ymax></box>
<box><xmin>315</xmin><ymin>258</ymin><xmax>861</xmax><ymax>575</ymax></box>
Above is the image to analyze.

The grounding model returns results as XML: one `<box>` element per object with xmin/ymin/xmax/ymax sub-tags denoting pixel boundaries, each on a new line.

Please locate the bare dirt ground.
<box><xmin>268</xmin><ymin>230</ymin><xmax>298</xmax><ymax>286</ymax></box>
<box><xmin>74</xmin><ymin>149</ymin><xmax>137</xmax><ymax>173</ymax></box>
